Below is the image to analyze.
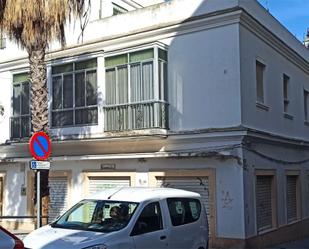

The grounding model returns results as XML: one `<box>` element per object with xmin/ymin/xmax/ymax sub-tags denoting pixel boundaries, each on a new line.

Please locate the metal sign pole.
<box><xmin>37</xmin><ymin>170</ymin><xmax>41</xmax><ymax>229</ymax></box>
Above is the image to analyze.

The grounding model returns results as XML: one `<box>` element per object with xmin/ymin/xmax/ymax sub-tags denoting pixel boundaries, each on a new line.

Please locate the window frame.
<box><xmin>166</xmin><ymin>198</ymin><xmax>202</xmax><ymax>227</ymax></box>
<box><xmin>304</xmin><ymin>89</ymin><xmax>309</xmax><ymax>122</ymax></box>
<box><xmin>104</xmin><ymin>45</ymin><xmax>168</xmax><ymax>131</ymax></box>
<box><xmin>285</xmin><ymin>170</ymin><xmax>301</xmax><ymax>224</ymax></box>
<box><xmin>51</xmin><ymin>59</ymin><xmax>98</xmax><ymax>128</ymax></box>
<box><xmin>10</xmin><ymin>73</ymin><xmax>31</xmax><ymax>139</ymax></box>
<box><xmin>130</xmin><ymin>201</ymin><xmax>163</xmax><ymax>236</ymax></box>
<box><xmin>283</xmin><ymin>74</ymin><xmax>291</xmax><ymax>114</ymax></box>
<box><xmin>255</xmin><ymin>60</ymin><xmax>266</xmax><ymax>105</ymax></box>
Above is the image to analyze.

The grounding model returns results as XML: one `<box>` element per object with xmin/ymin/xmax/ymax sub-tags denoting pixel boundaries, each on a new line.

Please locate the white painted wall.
<box><xmin>39</xmin><ymin>157</ymin><xmax>246</xmax><ymax>239</ymax></box>
<box><xmin>243</xmin><ymin>144</ymin><xmax>309</xmax><ymax>237</ymax></box>
<box><xmin>240</xmin><ymin>25</ymin><xmax>309</xmax><ymax>141</ymax></box>
<box><xmin>166</xmin><ymin>24</ymin><xmax>241</xmax><ymax>131</ymax></box>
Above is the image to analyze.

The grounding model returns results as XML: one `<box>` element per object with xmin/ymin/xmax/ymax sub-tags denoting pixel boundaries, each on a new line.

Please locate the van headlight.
<box><xmin>82</xmin><ymin>245</ymin><xmax>107</xmax><ymax>249</ymax></box>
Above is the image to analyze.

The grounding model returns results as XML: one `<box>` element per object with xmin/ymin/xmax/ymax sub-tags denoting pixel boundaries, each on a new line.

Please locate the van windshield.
<box><xmin>51</xmin><ymin>200</ymin><xmax>139</xmax><ymax>233</ymax></box>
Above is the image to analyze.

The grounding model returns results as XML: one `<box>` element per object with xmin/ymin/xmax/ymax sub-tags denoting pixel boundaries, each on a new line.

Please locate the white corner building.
<box><xmin>0</xmin><ymin>0</ymin><xmax>309</xmax><ymax>248</ymax></box>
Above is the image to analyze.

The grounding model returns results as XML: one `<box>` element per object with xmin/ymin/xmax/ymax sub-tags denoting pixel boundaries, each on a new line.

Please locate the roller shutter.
<box><xmin>256</xmin><ymin>176</ymin><xmax>273</xmax><ymax>232</ymax></box>
<box><xmin>48</xmin><ymin>177</ymin><xmax>68</xmax><ymax>222</ymax></box>
<box><xmin>286</xmin><ymin>175</ymin><xmax>298</xmax><ymax>223</ymax></box>
<box><xmin>156</xmin><ymin>177</ymin><xmax>212</xmax><ymax>234</ymax></box>
<box><xmin>89</xmin><ymin>177</ymin><xmax>130</xmax><ymax>195</ymax></box>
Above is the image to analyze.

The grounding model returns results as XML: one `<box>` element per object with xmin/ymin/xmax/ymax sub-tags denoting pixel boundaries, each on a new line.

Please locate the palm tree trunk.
<box><xmin>29</xmin><ymin>49</ymin><xmax>50</xmax><ymax>225</ymax></box>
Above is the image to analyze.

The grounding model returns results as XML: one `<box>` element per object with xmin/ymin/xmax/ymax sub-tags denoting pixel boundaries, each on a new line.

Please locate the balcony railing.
<box><xmin>104</xmin><ymin>101</ymin><xmax>168</xmax><ymax>131</ymax></box>
<box><xmin>10</xmin><ymin>116</ymin><xmax>31</xmax><ymax>140</ymax></box>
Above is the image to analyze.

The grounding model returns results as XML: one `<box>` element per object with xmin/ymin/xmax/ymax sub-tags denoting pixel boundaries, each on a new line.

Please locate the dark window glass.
<box><xmin>21</xmin><ymin>82</ymin><xmax>30</xmax><ymax>115</ymax></box>
<box><xmin>167</xmin><ymin>198</ymin><xmax>201</xmax><ymax>226</ymax></box>
<box><xmin>75</xmin><ymin>72</ymin><xmax>85</xmax><ymax>107</ymax></box>
<box><xmin>131</xmin><ymin>202</ymin><xmax>163</xmax><ymax>236</ymax></box>
<box><xmin>13</xmin><ymin>84</ymin><xmax>21</xmax><ymax>116</ymax></box>
<box><xmin>75</xmin><ymin>107</ymin><xmax>98</xmax><ymax>125</ymax></box>
<box><xmin>86</xmin><ymin>70</ymin><xmax>97</xmax><ymax>106</ymax></box>
<box><xmin>52</xmin><ymin>76</ymin><xmax>62</xmax><ymax>109</ymax></box>
<box><xmin>63</xmin><ymin>74</ymin><xmax>73</xmax><ymax>108</ymax></box>
<box><xmin>52</xmin><ymin>110</ymin><xmax>73</xmax><ymax>127</ymax></box>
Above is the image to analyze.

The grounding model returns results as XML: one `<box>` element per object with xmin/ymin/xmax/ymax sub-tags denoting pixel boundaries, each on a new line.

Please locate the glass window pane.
<box><xmin>52</xmin><ymin>76</ymin><xmax>62</xmax><ymax>110</ymax></box>
<box><xmin>13</xmin><ymin>73</ymin><xmax>28</xmax><ymax>83</ymax></box>
<box><xmin>130</xmin><ymin>64</ymin><xmax>141</xmax><ymax>102</ymax></box>
<box><xmin>52</xmin><ymin>63</ymin><xmax>73</xmax><ymax>74</ymax></box>
<box><xmin>75</xmin><ymin>59</ymin><xmax>97</xmax><ymax>71</ymax></box>
<box><xmin>21</xmin><ymin>82</ymin><xmax>30</xmax><ymax>115</ymax></box>
<box><xmin>129</xmin><ymin>49</ymin><xmax>154</xmax><ymax>63</ymax></box>
<box><xmin>75</xmin><ymin>72</ymin><xmax>86</xmax><ymax>107</ymax></box>
<box><xmin>63</xmin><ymin>74</ymin><xmax>73</xmax><ymax>108</ymax></box>
<box><xmin>105</xmin><ymin>54</ymin><xmax>128</xmax><ymax>67</ymax></box>
<box><xmin>256</xmin><ymin>61</ymin><xmax>265</xmax><ymax>103</ymax></box>
<box><xmin>106</xmin><ymin>69</ymin><xmax>117</xmax><ymax>105</ymax></box>
<box><xmin>117</xmin><ymin>66</ymin><xmax>128</xmax><ymax>104</ymax></box>
<box><xmin>131</xmin><ymin>202</ymin><xmax>162</xmax><ymax>236</ymax></box>
<box><xmin>11</xmin><ymin>117</ymin><xmax>20</xmax><ymax>138</ymax></box>
<box><xmin>13</xmin><ymin>84</ymin><xmax>21</xmax><ymax>116</ymax></box>
<box><xmin>158</xmin><ymin>48</ymin><xmax>167</xmax><ymax>61</ymax></box>
<box><xmin>75</xmin><ymin>107</ymin><xmax>98</xmax><ymax>125</ymax></box>
<box><xmin>86</xmin><ymin>70</ymin><xmax>98</xmax><ymax>106</ymax></box>
<box><xmin>141</xmin><ymin>62</ymin><xmax>154</xmax><ymax>101</ymax></box>
<box><xmin>21</xmin><ymin>116</ymin><xmax>30</xmax><ymax>138</ymax></box>
<box><xmin>52</xmin><ymin>110</ymin><xmax>73</xmax><ymax>127</ymax></box>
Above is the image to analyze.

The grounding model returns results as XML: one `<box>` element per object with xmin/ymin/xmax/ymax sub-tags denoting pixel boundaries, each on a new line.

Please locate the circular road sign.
<box><xmin>29</xmin><ymin>132</ymin><xmax>51</xmax><ymax>161</ymax></box>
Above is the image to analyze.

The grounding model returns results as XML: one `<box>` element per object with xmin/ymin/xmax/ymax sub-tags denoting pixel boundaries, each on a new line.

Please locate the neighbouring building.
<box><xmin>0</xmin><ymin>0</ymin><xmax>309</xmax><ymax>248</ymax></box>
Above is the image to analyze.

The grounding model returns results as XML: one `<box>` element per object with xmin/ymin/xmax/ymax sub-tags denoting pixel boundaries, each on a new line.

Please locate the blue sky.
<box><xmin>258</xmin><ymin>0</ymin><xmax>308</xmax><ymax>42</ymax></box>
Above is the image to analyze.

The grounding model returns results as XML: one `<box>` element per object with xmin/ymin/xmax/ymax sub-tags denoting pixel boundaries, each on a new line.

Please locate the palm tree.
<box><xmin>0</xmin><ymin>0</ymin><xmax>85</xmax><ymax>225</ymax></box>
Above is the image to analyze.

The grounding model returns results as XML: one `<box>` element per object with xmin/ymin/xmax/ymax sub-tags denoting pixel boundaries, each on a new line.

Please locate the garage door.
<box><xmin>89</xmin><ymin>177</ymin><xmax>130</xmax><ymax>195</ymax></box>
<box><xmin>48</xmin><ymin>177</ymin><xmax>68</xmax><ymax>222</ymax></box>
<box><xmin>156</xmin><ymin>176</ymin><xmax>212</xmax><ymax>234</ymax></box>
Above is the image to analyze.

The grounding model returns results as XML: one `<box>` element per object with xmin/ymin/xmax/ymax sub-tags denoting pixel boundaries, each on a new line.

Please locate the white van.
<box><xmin>24</xmin><ymin>187</ymin><xmax>209</xmax><ymax>249</ymax></box>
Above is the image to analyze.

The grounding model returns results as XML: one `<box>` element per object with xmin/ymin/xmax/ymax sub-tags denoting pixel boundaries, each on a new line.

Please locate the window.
<box><xmin>283</xmin><ymin>74</ymin><xmax>290</xmax><ymax>114</ymax></box>
<box><xmin>131</xmin><ymin>202</ymin><xmax>163</xmax><ymax>236</ymax></box>
<box><xmin>167</xmin><ymin>198</ymin><xmax>201</xmax><ymax>226</ymax></box>
<box><xmin>54</xmin><ymin>200</ymin><xmax>138</xmax><ymax>233</ymax></box>
<box><xmin>255</xmin><ymin>174</ymin><xmax>276</xmax><ymax>233</ymax></box>
<box><xmin>51</xmin><ymin>58</ymin><xmax>98</xmax><ymax>128</ymax></box>
<box><xmin>286</xmin><ymin>175</ymin><xmax>300</xmax><ymax>223</ymax></box>
<box><xmin>304</xmin><ymin>89</ymin><xmax>309</xmax><ymax>121</ymax></box>
<box><xmin>256</xmin><ymin>60</ymin><xmax>265</xmax><ymax>103</ymax></box>
<box><xmin>112</xmin><ymin>3</ymin><xmax>128</xmax><ymax>15</ymax></box>
<box><xmin>11</xmin><ymin>73</ymin><xmax>31</xmax><ymax>139</ymax></box>
<box><xmin>104</xmin><ymin>47</ymin><xmax>168</xmax><ymax>131</ymax></box>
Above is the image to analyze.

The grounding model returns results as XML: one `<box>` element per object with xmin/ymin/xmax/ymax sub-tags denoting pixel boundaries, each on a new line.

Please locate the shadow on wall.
<box><xmin>168</xmin><ymin>0</ymin><xmax>241</xmax><ymax>131</ymax></box>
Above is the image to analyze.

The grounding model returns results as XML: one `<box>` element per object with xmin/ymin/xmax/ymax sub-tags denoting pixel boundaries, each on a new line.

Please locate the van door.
<box><xmin>131</xmin><ymin>201</ymin><xmax>168</xmax><ymax>249</ymax></box>
<box><xmin>165</xmin><ymin>198</ymin><xmax>205</xmax><ymax>249</ymax></box>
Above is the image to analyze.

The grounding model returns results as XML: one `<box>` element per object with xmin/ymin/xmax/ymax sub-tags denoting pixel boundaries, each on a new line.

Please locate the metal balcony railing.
<box><xmin>104</xmin><ymin>100</ymin><xmax>168</xmax><ymax>131</ymax></box>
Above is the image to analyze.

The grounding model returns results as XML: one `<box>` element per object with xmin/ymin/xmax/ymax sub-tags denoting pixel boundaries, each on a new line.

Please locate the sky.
<box><xmin>258</xmin><ymin>0</ymin><xmax>309</xmax><ymax>42</ymax></box>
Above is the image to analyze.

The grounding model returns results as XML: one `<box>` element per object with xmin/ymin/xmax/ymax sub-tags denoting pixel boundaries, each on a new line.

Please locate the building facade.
<box><xmin>0</xmin><ymin>0</ymin><xmax>309</xmax><ymax>248</ymax></box>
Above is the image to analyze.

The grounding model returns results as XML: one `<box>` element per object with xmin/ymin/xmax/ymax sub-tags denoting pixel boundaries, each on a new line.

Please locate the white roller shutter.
<box><xmin>48</xmin><ymin>177</ymin><xmax>68</xmax><ymax>222</ymax></box>
<box><xmin>156</xmin><ymin>176</ymin><xmax>212</xmax><ymax>234</ymax></box>
<box><xmin>256</xmin><ymin>176</ymin><xmax>273</xmax><ymax>232</ymax></box>
<box><xmin>89</xmin><ymin>177</ymin><xmax>130</xmax><ymax>195</ymax></box>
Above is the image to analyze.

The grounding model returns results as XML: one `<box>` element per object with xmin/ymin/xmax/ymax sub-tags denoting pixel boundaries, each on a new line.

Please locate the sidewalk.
<box><xmin>267</xmin><ymin>237</ymin><xmax>309</xmax><ymax>249</ymax></box>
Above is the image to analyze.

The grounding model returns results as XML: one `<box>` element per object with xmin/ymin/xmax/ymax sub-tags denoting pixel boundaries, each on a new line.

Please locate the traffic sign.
<box><xmin>30</xmin><ymin>160</ymin><xmax>51</xmax><ymax>170</ymax></box>
<box><xmin>29</xmin><ymin>132</ymin><xmax>51</xmax><ymax>161</ymax></box>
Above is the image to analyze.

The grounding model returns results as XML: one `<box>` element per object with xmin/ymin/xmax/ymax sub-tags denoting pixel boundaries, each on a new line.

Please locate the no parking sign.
<box><xmin>29</xmin><ymin>131</ymin><xmax>51</xmax><ymax>161</ymax></box>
